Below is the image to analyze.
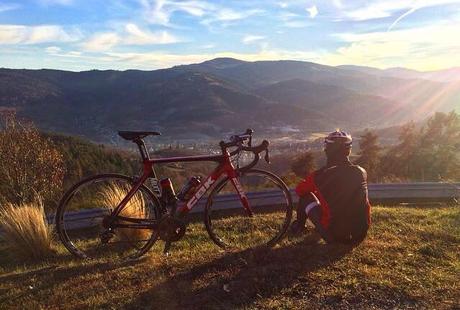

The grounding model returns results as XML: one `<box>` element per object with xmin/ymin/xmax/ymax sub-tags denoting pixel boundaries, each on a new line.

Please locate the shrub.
<box><xmin>0</xmin><ymin>199</ymin><xmax>55</xmax><ymax>261</ymax></box>
<box><xmin>98</xmin><ymin>184</ymin><xmax>150</xmax><ymax>242</ymax></box>
<box><xmin>0</xmin><ymin>112</ymin><xmax>65</xmax><ymax>207</ymax></box>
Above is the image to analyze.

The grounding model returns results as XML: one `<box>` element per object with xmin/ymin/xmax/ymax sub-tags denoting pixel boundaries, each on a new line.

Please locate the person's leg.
<box><xmin>291</xmin><ymin>194</ymin><xmax>317</xmax><ymax>233</ymax></box>
<box><xmin>307</xmin><ymin>205</ymin><xmax>335</xmax><ymax>244</ymax></box>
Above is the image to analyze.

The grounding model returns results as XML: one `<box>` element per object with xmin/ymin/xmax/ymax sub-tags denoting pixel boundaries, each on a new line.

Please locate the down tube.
<box><xmin>180</xmin><ymin>168</ymin><xmax>225</xmax><ymax>213</ymax></box>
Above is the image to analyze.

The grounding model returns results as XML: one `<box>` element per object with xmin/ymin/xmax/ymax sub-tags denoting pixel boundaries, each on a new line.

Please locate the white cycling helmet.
<box><xmin>324</xmin><ymin>130</ymin><xmax>352</xmax><ymax>147</ymax></box>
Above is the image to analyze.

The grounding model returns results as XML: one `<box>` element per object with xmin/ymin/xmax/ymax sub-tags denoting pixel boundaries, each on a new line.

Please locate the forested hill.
<box><xmin>1</xmin><ymin>58</ymin><xmax>459</xmax><ymax>144</ymax></box>
<box><xmin>45</xmin><ymin>133</ymin><xmax>139</xmax><ymax>187</ymax></box>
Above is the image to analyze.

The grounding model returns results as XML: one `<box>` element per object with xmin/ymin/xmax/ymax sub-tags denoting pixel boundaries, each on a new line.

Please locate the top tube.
<box><xmin>149</xmin><ymin>153</ymin><xmax>225</xmax><ymax>164</ymax></box>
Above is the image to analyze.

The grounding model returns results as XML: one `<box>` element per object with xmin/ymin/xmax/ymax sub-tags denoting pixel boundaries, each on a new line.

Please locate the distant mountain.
<box><xmin>339</xmin><ymin>64</ymin><xmax>460</xmax><ymax>83</ymax></box>
<box><xmin>254</xmin><ymin>79</ymin><xmax>406</xmax><ymax>126</ymax></box>
<box><xmin>1</xmin><ymin>58</ymin><xmax>459</xmax><ymax>144</ymax></box>
<box><xmin>183</xmin><ymin>59</ymin><xmax>460</xmax><ymax>113</ymax></box>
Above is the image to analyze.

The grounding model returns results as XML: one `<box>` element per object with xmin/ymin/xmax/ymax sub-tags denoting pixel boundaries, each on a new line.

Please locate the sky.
<box><xmin>1</xmin><ymin>0</ymin><xmax>460</xmax><ymax>71</ymax></box>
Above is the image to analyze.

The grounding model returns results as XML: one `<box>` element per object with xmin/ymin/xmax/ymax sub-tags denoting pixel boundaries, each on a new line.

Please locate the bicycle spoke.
<box><xmin>56</xmin><ymin>174</ymin><xmax>161</xmax><ymax>260</ymax></box>
<box><xmin>205</xmin><ymin>169</ymin><xmax>292</xmax><ymax>250</ymax></box>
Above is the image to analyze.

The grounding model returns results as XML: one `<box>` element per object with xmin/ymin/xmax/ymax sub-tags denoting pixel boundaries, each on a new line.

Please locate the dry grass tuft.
<box><xmin>0</xmin><ymin>199</ymin><xmax>55</xmax><ymax>260</ymax></box>
<box><xmin>98</xmin><ymin>184</ymin><xmax>150</xmax><ymax>242</ymax></box>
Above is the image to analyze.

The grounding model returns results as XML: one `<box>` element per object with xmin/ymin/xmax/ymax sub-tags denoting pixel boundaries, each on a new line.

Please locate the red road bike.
<box><xmin>56</xmin><ymin>129</ymin><xmax>293</xmax><ymax>259</ymax></box>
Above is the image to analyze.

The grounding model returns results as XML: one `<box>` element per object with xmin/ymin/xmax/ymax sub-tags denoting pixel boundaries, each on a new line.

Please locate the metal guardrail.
<box><xmin>367</xmin><ymin>182</ymin><xmax>460</xmax><ymax>202</ymax></box>
<box><xmin>42</xmin><ymin>182</ymin><xmax>459</xmax><ymax>231</ymax></box>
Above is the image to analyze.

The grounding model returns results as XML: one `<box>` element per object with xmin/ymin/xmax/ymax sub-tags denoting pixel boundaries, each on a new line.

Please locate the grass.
<box><xmin>0</xmin><ymin>200</ymin><xmax>55</xmax><ymax>261</ymax></box>
<box><xmin>98</xmin><ymin>183</ymin><xmax>150</xmax><ymax>243</ymax></box>
<box><xmin>0</xmin><ymin>204</ymin><xmax>459</xmax><ymax>309</ymax></box>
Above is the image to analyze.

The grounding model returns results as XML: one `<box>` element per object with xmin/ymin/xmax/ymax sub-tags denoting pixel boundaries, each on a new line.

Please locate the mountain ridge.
<box><xmin>1</xmin><ymin>58</ymin><xmax>459</xmax><ymax>144</ymax></box>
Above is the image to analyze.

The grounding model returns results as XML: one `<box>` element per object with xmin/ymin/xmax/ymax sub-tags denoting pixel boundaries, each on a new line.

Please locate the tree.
<box><xmin>355</xmin><ymin>130</ymin><xmax>381</xmax><ymax>182</ymax></box>
<box><xmin>290</xmin><ymin>151</ymin><xmax>315</xmax><ymax>178</ymax></box>
<box><xmin>418</xmin><ymin>111</ymin><xmax>460</xmax><ymax>181</ymax></box>
<box><xmin>379</xmin><ymin>111</ymin><xmax>460</xmax><ymax>182</ymax></box>
<box><xmin>0</xmin><ymin>112</ymin><xmax>65</xmax><ymax>206</ymax></box>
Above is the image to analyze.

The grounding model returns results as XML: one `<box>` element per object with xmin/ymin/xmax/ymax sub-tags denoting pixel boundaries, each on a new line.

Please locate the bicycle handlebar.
<box><xmin>219</xmin><ymin>128</ymin><xmax>270</xmax><ymax>170</ymax></box>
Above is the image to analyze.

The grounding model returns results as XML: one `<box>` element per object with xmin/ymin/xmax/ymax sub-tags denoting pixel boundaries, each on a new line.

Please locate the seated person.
<box><xmin>291</xmin><ymin>130</ymin><xmax>371</xmax><ymax>244</ymax></box>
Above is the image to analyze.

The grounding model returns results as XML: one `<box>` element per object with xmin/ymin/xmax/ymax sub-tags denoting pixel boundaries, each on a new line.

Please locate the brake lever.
<box><xmin>264</xmin><ymin>149</ymin><xmax>270</xmax><ymax>164</ymax></box>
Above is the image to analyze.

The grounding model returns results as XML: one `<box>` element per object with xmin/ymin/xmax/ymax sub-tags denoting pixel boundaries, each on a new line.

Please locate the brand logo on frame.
<box><xmin>186</xmin><ymin>176</ymin><xmax>215</xmax><ymax>209</ymax></box>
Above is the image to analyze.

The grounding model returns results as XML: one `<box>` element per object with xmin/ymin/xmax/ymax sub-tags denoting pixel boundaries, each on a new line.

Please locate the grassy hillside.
<box><xmin>0</xmin><ymin>204</ymin><xmax>458</xmax><ymax>309</ymax></box>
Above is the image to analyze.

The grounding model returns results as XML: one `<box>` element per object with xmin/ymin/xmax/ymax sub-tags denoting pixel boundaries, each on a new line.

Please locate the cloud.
<box><xmin>307</xmin><ymin>5</ymin><xmax>318</xmax><ymax>18</ymax></box>
<box><xmin>45</xmin><ymin>46</ymin><xmax>62</xmax><ymax>54</ymax></box>
<box><xmin>0</xmin><ymin>25</ymin><xmax>81</xmax><ymax>44</ymax></box>
<box><xmin>387</xmin><ymin>7</ymin><xmax>418</xmax><ymax>31</ymax></box>
<box><xmin>332</xmin><ymin>0</ymin><xmax>343</xmax><ymax>9</ymax></box>
<box><xmin>124</xmin><ymin>23</ymin><xmax>181</xmax><ymax>45</ymax></box>
<box><xmin>45</xmin><ymin>46</ymin><xmax>83</xmax><ymax>58</ymax></box>
<box><xmin>215</xmin><ymin>8</ymin><xmax>262</xmax><ymax>21</ymax></box>
<box><xmin>140</xmin><ymin>0</ymin><xmax>211</xmax><ymax>26</ymax></box>
<box><xmin>242</xmin><ymin>35</ymin><xmax>265</xmax><ymax>44</ymax></box>
<box><xmin>81</xmin><ymin>24</ymin><xmax>182</xmax><ymax>51</ymax></box>
<box><xmin>341</xmin><ymin>0</ymin><xmax>460</xmax><ymax>21</ymax></box>
<box><xmin>278</xmin><ymin>2</ymin><xmax>288</xmax><ymax>8</ymax></box>
<box><xmin>0</xmin><ymin>3</ymin><xmax>20</xmax><ymax>12</ymax></box>
<box><xmin>139</xmin><ymin>0</ymin><xmax>263</xmax><ymax>27</ymax></box>
<box><xmin>200</xmin><ymin>43</ymin><xmax>215</xmax><ymax>49</ymax></box>
<box><xmin>325</xmin><ymin>22</ymin><xmax>460</xmax><ymax>70</ymax></box>
<box><xmin>38</xmin><ymin>0</ymin><xmax>74</xmax><ymax>5</ymax></box>
<box><xmin>82</xmin><ymin>32</ymin><xmax>120</xmax><ymax>51</ymax></box>
<box><xmin>202</xmin><ymin>8</ymin><xmax>264</xmax><ymax>26</ymax></box>
<box><xmin>283</xmin><ymin>21</ymin><xmax>310</xmax><ymax>28</ymax></box>
<box><xmin>279</xmin><ymin>11</ymin><xmax>310</xmax><ymax>28</ymax></box>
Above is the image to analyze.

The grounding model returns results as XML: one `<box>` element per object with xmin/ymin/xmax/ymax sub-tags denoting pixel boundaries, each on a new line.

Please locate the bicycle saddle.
<box><xmin>118</xmin><ymin>131</ymin><xmax>161</xmax><ymax>141</ymax></box>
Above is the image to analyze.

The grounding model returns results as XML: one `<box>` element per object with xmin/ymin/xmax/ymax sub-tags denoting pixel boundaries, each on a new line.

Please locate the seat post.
<box><xmin>134</xmin><ymin>138</ymin><xmax>150</xmax><ymax>161</ymax></box>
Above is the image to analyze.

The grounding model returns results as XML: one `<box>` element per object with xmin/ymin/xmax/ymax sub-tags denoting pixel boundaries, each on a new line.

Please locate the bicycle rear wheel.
<box><xmin>56</xmin><ymin>174</ymin><xmax>161</xmax><ymax>259</ymax></box>
<box><xmin>204</xmin><ymin>168</ymin><xmax>292</xmax><ymax>250</ymax></box>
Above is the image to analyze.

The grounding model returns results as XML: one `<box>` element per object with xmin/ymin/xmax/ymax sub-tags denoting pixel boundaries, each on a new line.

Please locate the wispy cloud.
<box><xmin>201</xmin><ymin>8</ymin><xmax>264</xmax><ymax>26</ymax></box>
<box><xmin>279</xmin><ymin>11</ymin><xmax>310</xmax><ymax>28</ymax></box>
<box><xmin>278</xmin><ymin>2</ymin><xmax>288</xmax><ymax>9</ymax></box>
<box><xmin>38</xmin><ymin>0</ymin><xmax>74</xmax><ymax>5</ymax></box>
<box><xmin>0</xmin><ymin>3</ymin><xmax>20</xmax><ymax>13</ymax></box>
<box><xmin>242</xmin><ymin>35</ymin><xmax>265</xmax><ymax>44</ymax></box>
<box><xmin>81</xmin><ymin>32</ymin><xmax>120</xmax><ymax>52</ymax></box>
<box><xmin>327</xmin><ymin>21</ymin><xmax>460</xmax><ymax>70</ymax></box>
<box><xmin>45</xmin><ymin>46</ymin><xmax>62</xmax><ymax>54</ymax></box>
<box><xmin>388</xmin><ymin>7</ymin><xmax>418</xmax><ymax>31</ymax></box>
<box><xmin>81</xmin><ymin>24</ymin><xmax>182</xmax><ymax>51</ymax></box>
<box><xmin>124</xmin><ymin>23</ymin><xmax>181</xmax><ymax>45</ymax></box>
<box><xmin>341</xmin><ymin>0</ymin><xmax>460</xmax><ymax>22</ymax></box>
<box><xmin>139</xmin><ymin>0</ymin><xmax>263</xmax><ymax>27</ymax></box>
<box><xmin>140</xmin><ymin>0</ymin><xmax>211</xmax><ymax>26</ymax></box>
<box><xmin>0</xmin><ymin>25</ymin><xmax>81</xmax><ymax>44</ymax></box>
<box><xmin>332</xmin><ymin>0</ymin><xmax>343</xmax><ymax>9</ymax></box>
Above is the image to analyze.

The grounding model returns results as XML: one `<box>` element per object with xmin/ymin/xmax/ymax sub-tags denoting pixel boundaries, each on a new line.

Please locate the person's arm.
<box><xmin>295</xmin><ymin>173</ymin><xmax>315</xmax><ymax>197</ymax></box>
<box><xmin>357</xmin><ymin>165</ymin><xmax>372</xmax><ymax>225</ymax></box>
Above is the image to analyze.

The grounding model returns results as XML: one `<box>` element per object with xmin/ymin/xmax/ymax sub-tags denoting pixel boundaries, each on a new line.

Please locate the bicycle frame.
<box><xmin>111</xmin><ymin>145</ymin><xmax>252</xmax><ymax>224</ymax></box>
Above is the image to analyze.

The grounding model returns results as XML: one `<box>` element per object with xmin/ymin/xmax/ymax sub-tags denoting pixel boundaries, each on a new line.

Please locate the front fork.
<box><xmin>230</xmin><ymin>176</ymin><xmax>253</xmax><ymax>217</ymax></box>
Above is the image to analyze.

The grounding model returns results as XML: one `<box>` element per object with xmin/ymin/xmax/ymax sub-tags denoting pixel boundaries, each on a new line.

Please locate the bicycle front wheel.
<box><xmin>204</xmin><ymin>168</ymin><xmax>293</xmax><ymax>250</ymax></box>
<box><xmin>56</xmin><ymin>174</ymin><xmax>161</xmax><ymax>259</ymax></box>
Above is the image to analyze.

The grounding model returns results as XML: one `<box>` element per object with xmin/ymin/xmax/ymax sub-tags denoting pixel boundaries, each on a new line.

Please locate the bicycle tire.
<box><xmin>56</xmin><ymin>173</ymin><xmax>161</xmax><ymax>259</ymax></box>
<box><xmin>204</xmin><ymin>168</ymin><xmax>293</xmax><ymax>250</ymax></box>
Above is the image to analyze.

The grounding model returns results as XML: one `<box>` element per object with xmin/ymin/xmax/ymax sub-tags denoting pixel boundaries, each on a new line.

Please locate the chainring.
<box><xmin>158</xmin><ymin>216</ymin><xmax>186</xmax><ymax>242</ymax></box>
